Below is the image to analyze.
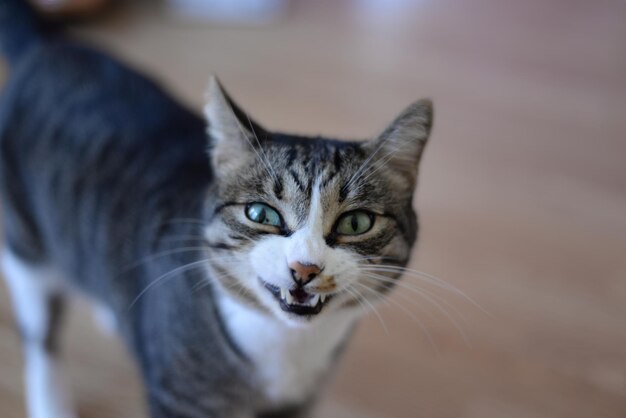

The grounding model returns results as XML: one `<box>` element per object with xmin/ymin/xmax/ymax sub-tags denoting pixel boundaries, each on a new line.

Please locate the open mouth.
<box><xmin>261</xmin><ymin>280</ymin><xmax>332</xmax><ymax>317</ymax></box>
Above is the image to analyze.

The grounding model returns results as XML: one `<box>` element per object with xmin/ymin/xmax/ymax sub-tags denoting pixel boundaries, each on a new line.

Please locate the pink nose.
<box><xmin>288</xmin><ymin>261</ymin><xmax>322</xmax><ymax>285</ymax></box>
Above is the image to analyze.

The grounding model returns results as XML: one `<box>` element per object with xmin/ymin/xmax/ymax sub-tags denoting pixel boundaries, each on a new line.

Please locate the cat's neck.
<box><xmin>216</xmin><ymin>289</ymin><xmax>358</xmax><ymax>408</ymax></box>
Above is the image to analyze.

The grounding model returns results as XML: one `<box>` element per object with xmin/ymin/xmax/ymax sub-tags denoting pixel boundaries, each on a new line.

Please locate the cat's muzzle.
<box><xmin>261</xmin><ymin>280</ymin><xmax>332</xmax><ymax>317</ymax></box>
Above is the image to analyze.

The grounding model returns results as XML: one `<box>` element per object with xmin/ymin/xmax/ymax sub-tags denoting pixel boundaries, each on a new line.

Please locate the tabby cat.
<box><xmin>0</xmin><ymin>0</ymin><xmax>433</xmax><ymax>417</ymax></box>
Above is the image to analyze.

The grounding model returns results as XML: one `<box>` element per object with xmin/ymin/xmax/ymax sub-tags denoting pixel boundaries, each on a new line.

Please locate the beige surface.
<box><xmin>1</xmin><ymin>0</ymin><xmax>626</xmax><ymax>417</ymax></box>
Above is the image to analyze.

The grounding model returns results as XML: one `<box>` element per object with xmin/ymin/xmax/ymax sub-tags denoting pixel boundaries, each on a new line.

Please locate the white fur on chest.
<box><xmin>218</xmin><ymin>294</ymin><xmax>356</xmax><ymax>406</ymax></box>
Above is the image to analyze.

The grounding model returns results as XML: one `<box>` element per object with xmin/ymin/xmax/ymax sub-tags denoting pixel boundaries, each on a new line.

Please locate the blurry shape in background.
<box><xmin>166</xmin><ymin>0</ymin><xmax>288</xmax><ymax>24</ymax></box>
<box><xmin>33</xmin><ymin>0</ymin><xmax>111</xmax><ymax>18</ymax></box>
<box><xmin>352</xmin><ymin>0</ymin><xmax>429</xmax><ymax>20</ymax></box>
<box><xmin>31</xmin><ymin>0</ymin><xmax>288</xmax><ymax>24</ymax></box>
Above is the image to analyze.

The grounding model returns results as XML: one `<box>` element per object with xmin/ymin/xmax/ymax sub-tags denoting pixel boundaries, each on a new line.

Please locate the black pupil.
<box><xmin>257</xmin><ymin>207</ymin><xmax>267</xmax><ymax>223</ymax></box>
<box><xmin>350</xmin><ymin>214</ymin><xmax>359</xmax><ymax>231</ymax></box>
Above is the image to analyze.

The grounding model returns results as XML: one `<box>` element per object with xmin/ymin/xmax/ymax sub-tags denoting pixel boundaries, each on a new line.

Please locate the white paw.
<box><xmin>91</xmin><ymin>304</ymin><xmax>118</xmax><ymax>336</ymax></box>
<box><xmin>26</xmin><ymin>349</ymin><xmax>78</xmax><ymax>418</ymax></box>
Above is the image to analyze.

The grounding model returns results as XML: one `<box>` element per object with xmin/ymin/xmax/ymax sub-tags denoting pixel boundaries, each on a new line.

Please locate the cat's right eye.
<box><xmin>245</xmin><ymin>203</ymin><xmax>282</xmax><ymax>227</ymax></box>
<box><xmin>334</xmin><ymin>210</ymin><xmax>374</xmax><ymax>236</ymax></box>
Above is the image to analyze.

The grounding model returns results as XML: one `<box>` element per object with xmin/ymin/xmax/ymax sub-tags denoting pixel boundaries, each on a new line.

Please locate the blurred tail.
<box><xmin>0</xmin><ymin>0</ymin><xmax>54</xmax><ymax>65</ymax></box>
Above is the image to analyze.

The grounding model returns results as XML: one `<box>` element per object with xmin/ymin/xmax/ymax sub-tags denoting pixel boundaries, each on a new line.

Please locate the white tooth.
<box><xmin>285</xmin><ymin>291</ymin><xmax>294</xmax><ymax>305</ymax></box>
<box><xmin>280</xmin><ymin>288</ymin><xmax>286</xmax><ymax>300</ymax></box>
<box><xmin>310</xmin><ymin>294</ymin><xmax>320</xmax><ymax>307</ymax></box>
<box><xmin>320</xmin><ymin>294</ymin><xmax>326</xmax><ymax>303</ymax></box>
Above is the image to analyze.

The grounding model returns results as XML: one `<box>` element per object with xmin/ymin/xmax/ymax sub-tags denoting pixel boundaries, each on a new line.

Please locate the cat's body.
<box><xmin>0</xmin><ymin>5</ymin><xmax>258</xmax><ymax>417</ymax></box>
<box><xmin>0</xmin><ymin>1</ymin><xmax>432</xmax><ymax>417</ymax></box>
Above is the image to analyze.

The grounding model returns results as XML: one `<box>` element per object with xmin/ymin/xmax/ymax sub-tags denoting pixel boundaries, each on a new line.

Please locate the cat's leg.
<box><xmin>147</xmin><ymin>390</ymin><xmax>255</xmax><ymax>418</ymax></box>
<box><xmin>257</xmin><ymin>403</ymin><xmax>315</xmax><ymax>418</ymax></box>
<box><xmin>2</xmin><ymin>250</ymin><xmax>77</xmax><ymax>418</ymax></box>
<box><xmin>91</xmin><ymin>302</ymin><xmax>118</xmax><ymax>337</ymax></box>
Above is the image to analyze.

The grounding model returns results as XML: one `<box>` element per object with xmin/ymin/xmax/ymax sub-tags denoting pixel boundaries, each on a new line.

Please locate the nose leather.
<box><xmin>288</xmin><ymin>261</ymin><xmax>322</xmax><ymax>285</ymax></box>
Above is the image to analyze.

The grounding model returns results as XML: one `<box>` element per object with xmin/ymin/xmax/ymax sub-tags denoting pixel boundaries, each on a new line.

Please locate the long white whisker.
<box><xmin>343</xmin><ymin>137</ymin><xmax>389</xmax><ymax>191</ymax></box>
<box><xmin>360</xmin><ymin>272</ymin><xmax>471</xmax><ymax>345</ymax></box>
<box><xmin>360</xmin><ymin>266</ymin><xmax>458</xmax><ymax>294</ymax></box>
<box><xmin>360</xmin><ymin>265</ymin><xmax>488</xmax><ymax>315</ymax></box>
<box><xmin>416</xmin><ymin>285</ymin><xmax>471</xmax><ymax>327</ymax></box>
<box><xmin>225</xmin><ymin>99</ymin><xmax>277</xmax><ymax>184</ymax></box>
<box><xmin>159</xmin><ymin>235</ymin><xmax>209</xmax><ymax>244</ymax></box>
<box><xmin>121</xmin><ymin>249</ymin><xmax>239</xmax><ymax>274</ymax></box>
<box><xmin>343</xmin><ymin>286</ymin><xmax>369</xmax><ymax>314</ymax></box>
<box><xmin>163</xmin><ymin>218</ymin><xmax>207</xmax><ymax>226</ymax></box>
<box><xmin>122</xmin><ymin>247</ymin><xmax>210</xmax><ymax>271</ymax></box>
<box><xmin>344</xmin><ymin>140</ymin><xmax>403</xmax><ymax>192</ymax></box>
<box><xmin>128</xmin><ymin>258</ymin><xmax>248</xmax><ymax>310</ymax></box>
<box><xmin>246</xmin><ymin>113</ymin><xmax>280</xmax><ymax>185</ymax></box>
<box><xmin>353</xmin><ymin>281</ymin><xmax>438</xmax><ymax>354</ymax></box>
<box><xmin>128</xmin><ymin>260</ymin><xmax>210</xmax><ymax>310</ymax></box>
<box><xmin>357</xmin><ymin>278</ymin><xmax>438</xmax><ymax>322</ymax></box>
<box><xmin>191</xmin><ymin>270</ymin><xmax>245</xmax><ymax>293</ymax></box>
<box><xmin>354</xmin><ymin>255</ymin><xmax>404</xmax><ymax>263</ymax></box>
<box><xmin>346</xmin><ymin>284</ymin><xmax>389</xmax><ymax>335</ymax></box>
<box><xmin>355</xmin><ymin>144</ymin><xmax>404</xmax><ymax>186</ymax></box>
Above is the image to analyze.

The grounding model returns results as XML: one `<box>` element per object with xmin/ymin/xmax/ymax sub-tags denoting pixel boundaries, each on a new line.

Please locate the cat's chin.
<box><xmin>259</xmin><ymin>279</ymin><xmax>334</xmax><ymax>321</ymax></box>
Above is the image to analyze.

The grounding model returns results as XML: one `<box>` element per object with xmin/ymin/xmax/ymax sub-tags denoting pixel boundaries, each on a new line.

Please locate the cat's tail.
<box><xmin>0</xmin><ymin>0</ymin><xmax>55</xmax><ymax>66</ymax></box>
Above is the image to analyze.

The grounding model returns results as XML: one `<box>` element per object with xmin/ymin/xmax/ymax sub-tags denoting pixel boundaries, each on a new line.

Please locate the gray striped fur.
<box><xmin>0</xmin><ymin>14</ymin><xmax>432</xmax><ymax>417</ymax></box>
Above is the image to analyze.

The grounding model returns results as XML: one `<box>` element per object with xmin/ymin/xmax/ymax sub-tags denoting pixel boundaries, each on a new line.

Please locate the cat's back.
<box><xmin>0</xmin><ymin>39</ymin><xmax>210</xmax><ymax>267</ymax></box>
<box><xmin>0</xmin><ymin>39</ymin><xmax>204</xmax><ymax>152</ymax></box>
<box><xmin>0</xmin><ymin>38</ymin><xmax>209</xmax><ymax>194</ymax></box>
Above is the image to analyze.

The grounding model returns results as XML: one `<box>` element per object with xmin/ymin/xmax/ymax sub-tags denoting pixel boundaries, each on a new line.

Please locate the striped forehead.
<box><xmin>264</xmin><ymin>143</ymin><xmax>358</xmax><ymax>224</ymax></box>
<box><xmin>219</xmin><ymin>139</ymin><xmax>370</xmax><ymax>230</ymax></box>
<box><xmin>279</xmin><ymin>143</ymin><xmax>346</xmax><ymax>188</ymax></box>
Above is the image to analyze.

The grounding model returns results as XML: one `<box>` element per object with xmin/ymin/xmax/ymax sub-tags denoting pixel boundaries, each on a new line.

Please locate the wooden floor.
<box><xmin>1</xmin><ymin>0</ymin><xmax>626</xmax><ymax>417</ymax></box>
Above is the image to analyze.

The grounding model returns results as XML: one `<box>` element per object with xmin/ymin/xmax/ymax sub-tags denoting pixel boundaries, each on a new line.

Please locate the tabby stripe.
<box><xmin>288</xmin><ymin>169</ymin><xmax>305</xmax><ymax>192</ymax></box>
<box><xmin>209</xmin><ymin>201</ymin><xmax>241</xmax><ymax>221</ymax></box>
<box><xmin>333</xmin><ymin>148</ymin><xmax>343</xmax><ymax>171</ymax></box>
<box><xmin>286</xmin><ymin>148</ymin><xmax>298</xmax><ymax>167</ymax></box>
<box><xmin>208</xmin><ymin>242</ymin><xmax>235</xmax><ymax>250</ymax></box>
<box><xmin>272</xmin><ymin>177</ymin><xmax>284</xmax><ymax>200</ymax></box>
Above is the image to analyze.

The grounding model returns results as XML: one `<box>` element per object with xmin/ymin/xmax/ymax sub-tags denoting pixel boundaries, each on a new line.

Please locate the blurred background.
<box><xmin>1</xmin><ymin>0</ymin><xmax>625</xmax><ymax>417</ymax></box>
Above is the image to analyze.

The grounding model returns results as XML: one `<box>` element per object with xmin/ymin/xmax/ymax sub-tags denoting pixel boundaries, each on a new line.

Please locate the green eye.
<box><xmin>245</xmin><ymin>203</ymin><xmax>282</xmax><ymax>227</ymax></box>
<box><xmin>335</xmin><ymin>211</ymin><xmax>374</xmax><ymax>235</ymax></box>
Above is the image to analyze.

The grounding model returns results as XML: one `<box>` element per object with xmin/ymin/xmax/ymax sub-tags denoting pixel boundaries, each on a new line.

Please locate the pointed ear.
<box><xmin>204</xmin><ymin>76</ymin><xmax>268</xmax><ymax>172</ymax></box>
<box><xmin>366</xmin><ymin>99</ymin><xmax>433</xmax><ymax>185</ymax></box>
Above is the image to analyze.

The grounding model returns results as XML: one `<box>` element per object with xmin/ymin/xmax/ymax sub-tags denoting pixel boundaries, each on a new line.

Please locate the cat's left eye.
<box><xmin>245</xmin><ymin>203</ymin><xmax>282</xmax><ymax>227</ymax></box>
<box><xmin>335</xmin><ymin>211</ymin><xmax>374</xmax><ymax>236</ymax></box>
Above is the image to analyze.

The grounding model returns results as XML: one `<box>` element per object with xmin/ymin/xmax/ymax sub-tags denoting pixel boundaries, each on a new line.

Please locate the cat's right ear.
<box><xmin>364</xmin><ymin>99</ymin><xmax>433</xmax><ymax>188</ymax></box>
<box><xmin>204</xmin><ymin>76</ymin><xmax>268</xmax><ymax>172</ymax></box>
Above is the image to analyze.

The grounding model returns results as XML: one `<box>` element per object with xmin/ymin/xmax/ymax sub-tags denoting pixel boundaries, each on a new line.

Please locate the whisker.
<box><xmin>353</xmin><ymin>281</ymin><xmax>438</xmax><ymax>355</ymax></box>
<box><xmin>190</xmin><ymin>270</ymin><xmax>245</xmax><ymax>293</ymax></box>
<box><xmin>246</xmin><ymin>113</ymin><xmax>280</xmax><ymax>185</ymax></box>
<box><xmin>121</xmin><ymin>248</ymin><xmax>239</xmax><ymax>274</ymax></box>
<box><xmin>343</xmin><ymin>286</ymin><xmax>369</xmax><ymax>314</ymax></box>
<box><xmin>359</xmin><ymin>265</ymin><xmax>488</xmax><ymax>315</ymax></box>
<box><xmin>128</xmin><ymin>258</ymin><xmax>248</xmax><ymax>310</ymax></box>
<box><xmin>163</xmin><ymin>218</ymin><xmax>207</xmax><ymax>226</ymax></box>
<box><xmin>359</xmin><ymin>266</ymin><xmax>457</xmax><ymax>295</ymax></box>
<box><xmin>359</xmin><ymin>272</ymin><xmax>471</xmax><ymax>345</ymax></box>
<box><xmin>345</xmin><ymin>140</ymin><xmax>404</xmax><ymax>192</ymax></box>
<box><xmin>158</xmin><ymin>235</ymin><xmax>209</xmax><ymax>244</ymax></box>
<box><xmin>354</xmin><ymin>255</ymin><xmax>400</xmax><ymax>262</ymax></box>
<box><xmin>356</xmin><ymin>147</ymin><xmax>400</xmax><ymax>185</ymax></box>
<box><xmin>225</xmin><ymin>98</ymin><xmax>278</xmax><ymax>184</ymax></box>
<box><xmin>345</xmin><ymin>285</ymin><xmax>389</xmax><ymax>335</ymax></box>
<box><xmin>357</xmin><ymin>277</ymin><xmax>438</xmax><ymax>322</ymax></box>
<box><xmin>343</xmin><ymin>135</ymin><xmax>389</xmax><ymax>191</ymax></box>
<box><xmin>416</xmin><ymin>285</ymin><xmax>471</xmax><ymax>327</ymax></box>
<box><xmin>128</xmin><ymin>260</ymin><xmax>210</xmax><ymax>310</ymax></box>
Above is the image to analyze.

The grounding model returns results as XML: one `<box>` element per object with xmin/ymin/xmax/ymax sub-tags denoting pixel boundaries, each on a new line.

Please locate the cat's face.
<box><xmin>202</xmin><ymin>78</ymin><xmax>432</xmax><ymax>326</ymax></box>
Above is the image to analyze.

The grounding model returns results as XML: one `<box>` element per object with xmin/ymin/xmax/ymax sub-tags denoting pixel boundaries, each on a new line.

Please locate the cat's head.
<box><xmin>202</xmin><ymin>77</ymin><xmax>432</xmax><ymax>326</ymax></box>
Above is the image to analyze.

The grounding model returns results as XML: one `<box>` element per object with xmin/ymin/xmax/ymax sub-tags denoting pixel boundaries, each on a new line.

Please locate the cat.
<box><xmin>0</xmin><ymin>0</ymin><xmax>433</xmax><ymax>417</ymax></box>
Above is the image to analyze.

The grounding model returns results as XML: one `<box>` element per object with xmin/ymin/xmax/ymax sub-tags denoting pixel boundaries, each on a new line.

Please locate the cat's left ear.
<box><xmin>366</xmin><ymin>99</ymin><xmax>433</xmax><ymax>184</ymax></box>
<box><xmin>204</xmin><ymin>76</ymin><xmax>268</xmax><ymax>172</ymax></box>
